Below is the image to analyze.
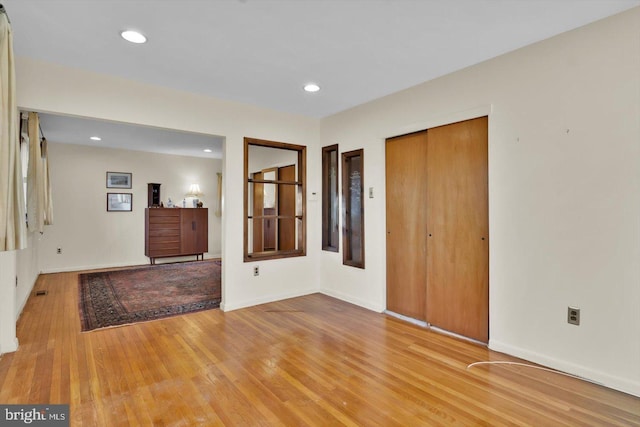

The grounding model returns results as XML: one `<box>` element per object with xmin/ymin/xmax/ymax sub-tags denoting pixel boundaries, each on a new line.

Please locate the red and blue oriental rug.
<box><xmin>78</xmin><ymin>260</ymin><xmax>221</xmax><ymax>331</ymax></box>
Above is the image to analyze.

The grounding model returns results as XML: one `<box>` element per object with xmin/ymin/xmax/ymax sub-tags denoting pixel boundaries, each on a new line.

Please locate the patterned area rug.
<box><xmin>78</xmin><ymin>260</ymin><xmax>221</xmax><ymax>331</ymax></box>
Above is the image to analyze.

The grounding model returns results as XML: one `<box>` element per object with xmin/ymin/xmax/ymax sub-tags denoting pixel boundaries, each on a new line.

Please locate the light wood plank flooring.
<box><xmin>0</xmin><ymin>270</ymin><xmax>638</xmax><ymax>426</ymax></box>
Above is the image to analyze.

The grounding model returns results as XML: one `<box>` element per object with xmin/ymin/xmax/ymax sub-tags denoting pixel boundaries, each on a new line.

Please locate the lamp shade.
<box><xmin>186</xmin><ymin>184</ymin><xmax>202</xmax><ymax>197</ymax></box>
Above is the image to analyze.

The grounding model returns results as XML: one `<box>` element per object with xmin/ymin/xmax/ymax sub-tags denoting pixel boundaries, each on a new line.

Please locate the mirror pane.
<box><xmin>248</xmin><ymin>145</ymin><xmax>298</xmax><ymax>179</ymax></box>
<box><xmin>245</xmin><ymin>138</ymin><xmax>306</xmax><ymax>261</ymax></box>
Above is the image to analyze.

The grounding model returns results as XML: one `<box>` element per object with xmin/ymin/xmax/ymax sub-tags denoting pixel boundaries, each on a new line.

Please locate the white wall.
<box><xmin>16</xmin><ymin>232</ymin><xmax>39</xmax><ymax>314</ymax></box>
<box><xmin>320</xmin><ymin>8</ymin><xmax>640</xmax><ymax>396</ymax></box>
<box><xmin>37</xmin><ymin>142</ymin><xmax>222</xmax><ymax>272</ymax></box>
<box><xmin>1</xmin><ymin>202</ymin><xmax>40</xmax><ymax>355</ymax></box>
<box><xmin>0</xmin><ymin>251</ymin><xmax>18</xmax><ymax>354</ymax></box>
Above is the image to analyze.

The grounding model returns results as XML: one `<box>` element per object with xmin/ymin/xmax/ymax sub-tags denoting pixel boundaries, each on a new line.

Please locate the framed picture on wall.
<box><xmin>107</xmin><ymin>193</ymin><xmax>133</xmax><ymax>212</ymax></box>
<box><xmin>106</xmin><ymin>171</ymin><xmax>132</xmax><ymax>189</ymax></box>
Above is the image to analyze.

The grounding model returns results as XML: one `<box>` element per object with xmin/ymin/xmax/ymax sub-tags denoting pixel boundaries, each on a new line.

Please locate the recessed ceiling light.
<box><xmin>90</xmin><ymin>136</ymin><xmax>102</xmax><ymax>141</ymax></box>
<box><xmin>303</xmin><ymin>83</ymin><xmax>320</xmax><ymax>93</ymax></box>
<box><xmin>203</xmin><ymin>149</ymin><xmax>212</xmax><ymax>153</ymax></box>
<box><xmin>120</xmin><ymin>30</ymin><xmax>147</xmax><ymax>44</ymax></box>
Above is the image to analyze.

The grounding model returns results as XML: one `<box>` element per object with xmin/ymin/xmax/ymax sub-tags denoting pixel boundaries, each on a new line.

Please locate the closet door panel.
<box><xmin>426</xmin><ymin>117</ymin><xmax>489</xmax><ymax>342</ymax></box>
<box><xmin>385</xmin><ymin>132</ymin><xmax>428</xmax><ymax>320</ymax></box>
<box><xmin>427</xmin><ymin>117</ymin><xmax>489</xmax><ymax>342</ymax></box>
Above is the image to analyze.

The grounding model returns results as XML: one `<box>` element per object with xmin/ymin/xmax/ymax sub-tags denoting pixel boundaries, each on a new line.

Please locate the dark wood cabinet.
<box><xmin>145</xmin><ymin>208</ymin><xmax>208</xmax><ymax>264</ymax></box>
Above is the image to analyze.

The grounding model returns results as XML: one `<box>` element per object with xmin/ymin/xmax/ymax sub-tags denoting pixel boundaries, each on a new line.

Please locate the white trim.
<box><xmin>384</xmin><ymin>310</ymin><xmax>428</xmax><ymax>327</ymax></box>
<box><xmin>321</xmin><ymin>289</ymin><xmax>384</xmax><ymax>313</ymax></box>
<box><xmin>221</xmin><ymin>288</ymin><xmax>318</xmax><ymax>312</ymax></box>
<box><xmin>40</xmin><ymin>254</ymin><xmax>222</xmax><ymax>274</ymax></box>
<box><xmin>490</xmin><ymin>339</ymin><xmax>640</xmax><ymax>398</ymax></box>
<box><xmin>0</xmin><ymin>337</ymin><xmax>19</xmax><ymax>355</ymax></box>
<box><xmin>40</xmin><ymin>263</ymin><xmax>145</xmax><ymax>273</ymax></box>
<box><xmin>384</xmin><ymin>312</ymin><xmax>487</xmax><ymax>346</ymax></box>
<box><xmin>16</xmin><ymin>277</ymin><xmax>37</xmax><ymax>319</ymax></box>
<box><xmin>430</xmin><ymin>325</ymin><xmax>487</xmax><ymax>346</ymax></box>
<box><xmin>380</xmin><ymin>104</ymin><xmax>493</xmax><ymax>140</ymax></box>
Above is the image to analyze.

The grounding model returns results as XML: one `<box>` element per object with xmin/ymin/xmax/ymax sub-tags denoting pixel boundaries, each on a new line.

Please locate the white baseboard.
<box><xmin>0</xmin><ymin>337</ymin><xmax>19</xmax><ymax>355</ymax></box>
<box><xmin>221</xmin><ymin>288</ymin><xmax>319</xmax><ymax>312</ymax></box>
<box><xmin>41</xmin><ymin>261</ymin><xmax>146</xmax><ymax>274</ymax></box>
<box><xmin>320</xmin><ymin>289</ymin><xmax>385</xmax><ymax>313</ymax></box>
<box><xmin>16</xmin><ymin>276</ymin><xmax>39</xmax><ymax>321</ymax></box>
<box><xmin>40</xmin><ymin>255</ymin><xmax>221</xmax><ymax>274</ymax></box>
<box><xmin>489</xmin><ymin>339</ymin><xmax>640</xmax><ymax>398</ymax></box>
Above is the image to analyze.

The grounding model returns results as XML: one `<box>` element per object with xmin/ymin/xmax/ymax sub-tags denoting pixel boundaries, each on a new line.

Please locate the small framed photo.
<box><xmin>106</xmin><ymin>171</ymin><xmax>132</xmax><ymax>189</ymax></box>
<box><xmin>107</xmin><ymin>193</ymin><xmax>132</xmax><ymax>212</ymax></box>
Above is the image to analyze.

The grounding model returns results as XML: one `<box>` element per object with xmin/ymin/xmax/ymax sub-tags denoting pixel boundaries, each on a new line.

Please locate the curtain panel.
<box><xmin>0</xmin><ymin>8</ymin><xmax>26</xmax><ymax>251</ymax></box>
<box><xmin>26</xmin><ymin>111</ymin><xmax>53</xmax><ymax>233</ymax></box>
<box><xmin>42</xmin><ymin>137</ymin><xmax>53</xmax><ymax>225</ymax></box>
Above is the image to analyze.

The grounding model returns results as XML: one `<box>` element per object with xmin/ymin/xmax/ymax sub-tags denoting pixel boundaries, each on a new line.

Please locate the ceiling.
<box><xmin>5</xmin><ymin>0</ymin><xmax>639</xmax><ymax>158</ymax></box>
<box><xmin>37</xmin><ymin>113</ymin><xmax>224</xmax><ymax>159</ymax></box>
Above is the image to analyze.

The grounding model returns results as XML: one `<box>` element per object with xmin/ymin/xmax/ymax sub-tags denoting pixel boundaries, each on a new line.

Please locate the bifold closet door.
<box><xmin>385</xmin><ymin>131</ymin><xmax>429</xmax><ymax>320</ymax></box>
<box><xmin>426</xmin><ymin>116</ymin><xmax>489</xmax><ymax>342</ymax></box>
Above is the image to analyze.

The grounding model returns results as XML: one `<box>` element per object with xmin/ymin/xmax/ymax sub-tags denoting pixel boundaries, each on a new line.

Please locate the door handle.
<box><xmin>192</xmin><ymin>221</ymin><xmax>196</xmax><ymax>231</ymax></box>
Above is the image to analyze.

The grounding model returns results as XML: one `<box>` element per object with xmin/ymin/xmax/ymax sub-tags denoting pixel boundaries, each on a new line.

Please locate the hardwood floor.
<box><xmin>1</xmin><ymin>271</ymin><xmax>638</xmax><ymax>426</ymax></box>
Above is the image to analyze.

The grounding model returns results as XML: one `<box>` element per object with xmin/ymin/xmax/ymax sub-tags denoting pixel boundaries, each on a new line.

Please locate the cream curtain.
<box><xmin>0</xmin><ymin>7</ymin><xmax>26</xmax><ymax>251</ymax></box>
<box><xmin>26</xmin><ymin>112</ymin><xmax>53</xmax><ymax>233</ymax></box>
<box><xmin>42</xmin><ymin>137</ymin><xmax>53</xmax><ymax>225</ymax></box>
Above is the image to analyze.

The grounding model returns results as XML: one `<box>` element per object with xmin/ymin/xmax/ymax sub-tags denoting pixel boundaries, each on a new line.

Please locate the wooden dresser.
<box><xmin>145</xmin><ymin>208</ymin><xmax>208</xmax><ymax>264</ymax></box>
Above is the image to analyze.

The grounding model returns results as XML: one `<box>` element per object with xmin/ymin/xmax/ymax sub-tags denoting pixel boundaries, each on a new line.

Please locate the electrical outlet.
<box><xmin>253</xmin><ymin>266</ymin><xmax>259</xmax><ymax>276</ymax></box>
<box><xmin>568</xmin><ymin>307</ymin><xmax>580</xmax><ymax>326</ymax></box>
<box><xmin>56</xmin><ymin>247</ymin><xmax>62</xmax><ymax>254</ymax></box>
